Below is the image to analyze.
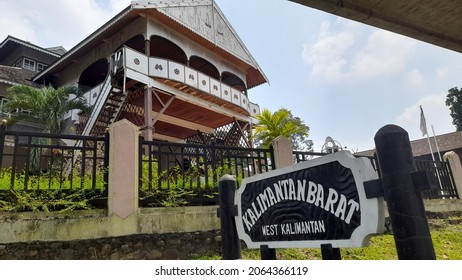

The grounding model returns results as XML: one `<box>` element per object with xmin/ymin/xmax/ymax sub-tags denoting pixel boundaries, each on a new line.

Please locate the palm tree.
<box><xmin>3</xmin><ymin>85</ymin><xmax>90</xmax><ymax>172</ymax></box>
<box><xmin>253</xmin><ymin>108</ymin><xmax>312</xmax><ymax>150</ymax></box>
<box><xmin>3</xmin><ymin>84</ymin><xmax>89</xmax><ymax>133</ymax></box>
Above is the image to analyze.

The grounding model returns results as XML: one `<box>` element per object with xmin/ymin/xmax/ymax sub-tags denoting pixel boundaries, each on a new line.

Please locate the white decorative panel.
<box><xmin>185</xmin><ymin>67</ymin><xmax>198</xmax><ymax>87</ymax></box>
<box><xmin>149</xmin><ymin>58</ymin><xmax>168</xmax><ymax>78</ymax></box>
<box><xmin>231</xmin><ymin>88</ymin><xmax>241</xmax><ymax>106</ymax></box>
<box><xmin>210</xmin><ymin>78</ymin><xmax>221</xmax><ymax>97</ymax></box>
<box><xmin>221</xmin><ymin>84</ymin><xmax>231</xmax><ymax>102</ymax></box>
<box><xmin>249</xmin><ymin>102</ymin><xmax>260</xmax><ymax>117</ymax></box>
<box><xmin>168</xmin><ymin>61</ymin><xmax>185</xmax><ymax>83</ymax></box>
<box><xmin>241</xmin><ymin>94</ymin><xmax>249</xmax><ymax>112</ymax></box>
<box><xmin>125</xmin><ymin>49</ymin><xmax>148</xmax><ymax>75</ymax></box>
<box><xmin>198</xmin><ymin>73</ymin><xmax>210</xmax><ymax>93</ymax></box>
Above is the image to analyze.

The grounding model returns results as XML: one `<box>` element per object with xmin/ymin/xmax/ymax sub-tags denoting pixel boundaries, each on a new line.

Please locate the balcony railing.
<box><xmin>111</xmin><ymin>47</ymin><xmax>260</xmax><ymax>117</ymax></box>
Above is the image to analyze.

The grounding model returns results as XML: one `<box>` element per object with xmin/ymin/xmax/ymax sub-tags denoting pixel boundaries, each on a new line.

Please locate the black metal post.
<box><xmin>260</xmin><ymin>245</ymin><xmax>276</xmax><ymax>260</ymax></box>
<box><xmin>218</xmin><ymin>174</ymin><xmax>241</xmax><ymax>260</ymax></box>
<box><xmin>321</xmin><ymin>244</ymin><xmax>341</xmax><ymax>260</ymax></box>
<box><xmin>374</xmin><ymin>125</ymin><xmax>436</xmax><ymax>260</ymax></box>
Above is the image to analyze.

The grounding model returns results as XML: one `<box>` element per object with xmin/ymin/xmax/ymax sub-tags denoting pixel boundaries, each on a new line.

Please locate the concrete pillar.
<box><xmin>271</xmin><ymin>136</ymin><xmax>293</xmax><ymax>168</ymax></box>
<box><xmin>443</xmin><ymin>151</ymin><xmax>462</xmax><ymax>198</ymax></box>
<box><xmin>108</xmin><ymin>119</ymin><xmax>139</xmax><ymax>219</ymax></box>
<box><xmin>262</xmin><ymin>136</ymin><xmax>294</xmax><ymax>260</ymax></box>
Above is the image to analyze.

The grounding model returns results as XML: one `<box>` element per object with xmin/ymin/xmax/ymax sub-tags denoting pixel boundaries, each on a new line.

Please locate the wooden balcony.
<box><xmin>114</xmin><ymin>47</ymin><xmax>260</xmax><ymax>118</ymax></box>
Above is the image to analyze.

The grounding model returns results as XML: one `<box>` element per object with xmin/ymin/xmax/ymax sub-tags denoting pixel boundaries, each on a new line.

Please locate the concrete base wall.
<box><xmin>1</xmin><ymin>199</ymin><xmax>461</xmax><ymax>243</ymax></box>
<box><xmin>1</xmin><ymin>200</ymin><xmax>461</xmax><ymax>245</ymax></box>
<box><xmin>379</xmin><ymin>199</ymin><xmax>462</xmax><ymax>218</ymax></box>
<box><xmin>424</xmin><ymin>199</ymin><xmax>462</xmax><ymax>213</ymax></box>
<box><xmin>1</xmin><ymin>200</ymin><xmax>461</xmax><ymax>259</ymax></box>
<box><xmin>0</xmin><ymin>206</ymin><xmax>220</xmax><ymax>244</ymax></box>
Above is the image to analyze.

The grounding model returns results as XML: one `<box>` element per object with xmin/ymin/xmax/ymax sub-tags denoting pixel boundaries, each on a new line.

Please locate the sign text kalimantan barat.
<box><xmin>242</xmin><ymin>178</ymin><xmax>360</xmax><ymax>232</ymax></box>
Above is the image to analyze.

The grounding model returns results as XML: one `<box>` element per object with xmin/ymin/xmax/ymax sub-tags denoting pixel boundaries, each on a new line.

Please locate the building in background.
<box><xmin>356</xmin><ymin>131</ymin><xmax>462</xmax><ymax>164</ymax></box>
<box><xmin>24</xmin><ymin>0</ymin><xmax>267</xmax><ymax>148</ymax></box>
<box><xmin>0</xmin><ymin>35</ymin><xmax>65</xmax><ymax>130</ymax></box>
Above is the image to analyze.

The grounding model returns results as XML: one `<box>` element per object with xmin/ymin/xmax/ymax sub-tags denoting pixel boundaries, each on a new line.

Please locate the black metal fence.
<box><xmin>293</xmin><ymin>151</ymin><xmax>458</xmax><ymax>200</ymax></box>
<box><xmin>1</xmin><ymin>121</ymin><xmax>457</xmax><ymax>211</ymax></box>
<box><xmin>139</xmin><ymin>139</ymin><xmax>274</xmax><ymax>206</ymax></box>
<box><xmin>0</xmin><ymin>125</ymin><xmax>109</xmax><ymax>191</ymax></box>
<box><xmin>359</xmin><ymin>155</ymin><xmax>458</xmax><ymax>199</ymax></box>
<box><xmin>415</xmin><ymin>159</ymin><xmax>459</xmax><ymax>199</ymax></box>
<box><xmin>293</xmin><ymin>150</ymin><xmax>329</xmax><ymax>163</ymax></box>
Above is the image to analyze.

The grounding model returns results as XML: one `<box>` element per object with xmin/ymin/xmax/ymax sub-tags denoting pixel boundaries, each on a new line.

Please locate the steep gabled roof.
<box><xmin>34</xmin><ymin>0</ymin><xmax>267</xmax><ymax>88</ymax></box>
<box><xmin>0</xmin><ymin>35</ymin><xmax>63</xmax><ymax>61</ymax></box>
<box><xmin>132</xmin><ymin>0</ymin><xmax>267</xmax><ymax>85</ymax></box>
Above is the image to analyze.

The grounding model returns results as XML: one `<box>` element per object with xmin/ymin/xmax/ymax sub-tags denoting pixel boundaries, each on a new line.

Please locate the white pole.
<box><xmin>425</xmin><ymin>133</ymin><xmax>436</xmax><ymax>161</ymax></box>
<box><xmin>427</xmin><ymin>131</ymin><xmax>435</xmax><ymax>161</ymax></box>
<box><xmin>431</xmin><ymin>125</ymin><xmax>443</xmax><ymax>161</ymax></box>
<box><xmin>420</xmin><ymin>106</ymin><xmax>442</xmax><ymax>190</ymax></box>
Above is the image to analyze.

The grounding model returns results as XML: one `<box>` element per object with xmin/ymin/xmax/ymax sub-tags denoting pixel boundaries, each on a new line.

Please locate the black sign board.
<box><xmin>235</xmin><ymin>151</ymin><xmax>384</xmax><ymax>249</ymax></box>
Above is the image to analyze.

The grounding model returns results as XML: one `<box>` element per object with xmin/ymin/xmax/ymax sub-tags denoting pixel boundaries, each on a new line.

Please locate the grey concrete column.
<box><xmin>108</xmin><ymin>119</ymin><xmax>139</xmax><ymax>219</ymax></box>
<box><xmin>271</xmin><ymin>136</ymin><xmax>294</xmax><ymax>169</ymax></box>
<box><xmin>443</xmin><ymin>151</ymin><xmax>462</xmax><ymax>198</ymax></box>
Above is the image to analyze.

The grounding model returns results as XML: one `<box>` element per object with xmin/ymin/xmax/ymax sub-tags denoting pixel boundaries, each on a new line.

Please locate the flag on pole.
<box><xmin>420</xmin><ymin>105</ymin><xmax>428</xmax><ymax>136</ymax></box>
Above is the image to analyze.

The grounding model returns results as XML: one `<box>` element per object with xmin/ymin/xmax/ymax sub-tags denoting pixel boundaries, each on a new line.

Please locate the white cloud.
<box><xmin>302</xmin><ymin>19</ymin><xmax>356</xmax><ymax>82</ymax></box>
<box><xmin>395</xmin><ymin>95</ymin><xmax>454</xmax><ymax>141</ymax></box>
<box><xmin>436</xmin><ymin>67</ymin><xmax>449</xmax><ymax>80</ymax></box>
<box><xmin>0</xmin><ymin>0</ymin><xmax>131</xmax><ymax>49</ymax></box>
<box><xmin>350</xmin><ymin>30</ymin><xmax>415</xmax><ymax>79</ymax></box>
<box><xmin>0</xmin><ymin>1</ymin><xmax>37</xmax><ymax>43</ymax></box>
<box><xmin>302</xmin><ymin>19</ymin><xmax>416</xmax><ymax>82</ymax></box>
<box><xmin>406</xmin><ymin>69</ymin><xmax>424</xmax><ymax>87</ymax></box>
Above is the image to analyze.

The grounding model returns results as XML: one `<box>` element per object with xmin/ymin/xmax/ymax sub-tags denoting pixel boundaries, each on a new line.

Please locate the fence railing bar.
<box><xmin>1</xmin><ymin>130</ymin><xmax>107</xmax><ymax>192</ymax></box>
<box><xmin>138</xmin><ymin>140</ymin><xmax>275</xmax><ymax>206</ymax></box>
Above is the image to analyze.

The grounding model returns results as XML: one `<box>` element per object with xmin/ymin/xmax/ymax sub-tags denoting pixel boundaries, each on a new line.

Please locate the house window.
<box><xmin>37</xmin><ymin>63</ymin><xmax>47</xmax><ymax>72</ymax></box>
<box><xmin>23</xmin><ymin>58</ymin><xmax>36</xmax><ymax>71</ymax></box>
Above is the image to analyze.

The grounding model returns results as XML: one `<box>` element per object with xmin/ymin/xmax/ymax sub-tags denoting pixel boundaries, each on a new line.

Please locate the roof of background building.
<box><xmin>0</xmin><ymin>35</ymin><xmax>64</xmax><ymax>61</ymax></box>
<box><xmin>0</xmin><ymin>65</ymin><xmax>38</xmax><ymax>87</ymax></box>
<box><xmin>45</xmin><ymin>46</ymin><xmax>67</xmax><ymax>56</ymax></box>
<box><xmin>355</xmin><ymin>131</ymin><xmax>462</xmax><ymax>158</ymax></box>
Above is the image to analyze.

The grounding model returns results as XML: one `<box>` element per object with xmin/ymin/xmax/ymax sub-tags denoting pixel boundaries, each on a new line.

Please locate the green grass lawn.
<box><xmin>197</xmin><ymin>217</ymin><xmax>462</xmax><ymax>260</ymax></box>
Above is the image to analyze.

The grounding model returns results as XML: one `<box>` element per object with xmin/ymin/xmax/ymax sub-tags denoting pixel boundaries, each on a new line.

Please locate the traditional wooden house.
<box><xmin>32</xmin><ymin>0</ymin><xmax>267</xmax><ymax>148</ymax></box>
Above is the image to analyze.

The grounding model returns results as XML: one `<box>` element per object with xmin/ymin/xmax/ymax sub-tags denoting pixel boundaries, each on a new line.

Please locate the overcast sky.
<box><xmin>1</xmin><ymin>0</ymin><xmax>460</xmax><ymax>152</ymax></box>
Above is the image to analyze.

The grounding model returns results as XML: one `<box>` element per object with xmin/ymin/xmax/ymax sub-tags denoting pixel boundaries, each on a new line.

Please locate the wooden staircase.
<box><xmin>81</xmin><ymin>74</ymin><xmax>128</xmax><ymax>136</ymax></box>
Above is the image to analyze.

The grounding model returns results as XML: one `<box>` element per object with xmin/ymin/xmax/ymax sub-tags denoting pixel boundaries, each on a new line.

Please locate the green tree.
<box><xmin>4</xmin><ymin>84</ymin><xmax>89</xmax><ymax>133</ymax></box>
<box><xmin>446</xmin><ymin>87</ymin><xmax>462</xmax><ymax>131</ymax></box>
<box><xmin>253</xmin><ymin>108</ymin><xmax>313</xmax><ymax>150</ymax></box>
<box><xmin>3</xmin><ymin>85</ymin><xmax>90</xmax><ymax>172</ymax></box>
